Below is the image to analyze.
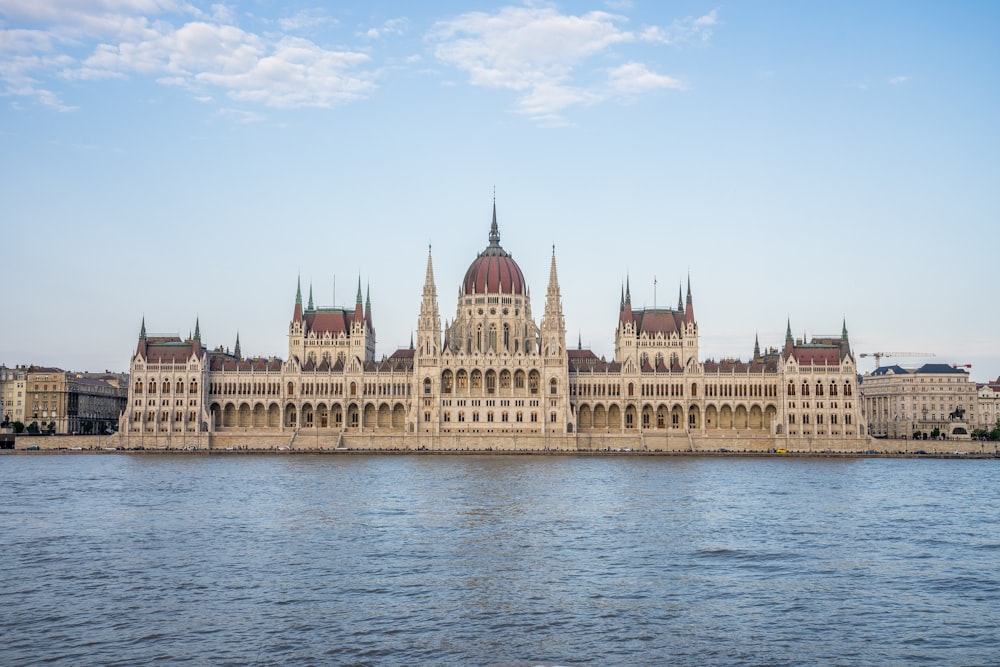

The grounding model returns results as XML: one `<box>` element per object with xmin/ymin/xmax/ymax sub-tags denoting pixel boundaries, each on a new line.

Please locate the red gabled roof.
<box><xmin>632</xmin><ymin>309</ymin><xmax>683</xmax><ymax>337</ymax></box>
<box><xmin>790</xmin><ymin>346</ymin><xmax>841</xmax><ymax>366</ymax></box>
<box><xmin>304</xmin><ymin>309</ymin><xmax>354</xmax><ymax>336</ymax></box>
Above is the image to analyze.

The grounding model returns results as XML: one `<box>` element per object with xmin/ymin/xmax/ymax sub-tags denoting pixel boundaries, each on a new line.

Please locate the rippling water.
<box><xmin>2</xmin><ymin>453</ymin><xmax>999</xmax><ymax>666</ymax></box>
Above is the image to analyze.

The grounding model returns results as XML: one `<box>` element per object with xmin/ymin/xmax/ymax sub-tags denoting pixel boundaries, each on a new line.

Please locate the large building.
<box><xmin>119</xmin><ymin>204</ymin><xmax>867</xmax><ymax>451</ymax></box>
<box><xmin>861</xmin><ymin>364</ymin><xmax>977</xmax><ymax>439</ymax></box>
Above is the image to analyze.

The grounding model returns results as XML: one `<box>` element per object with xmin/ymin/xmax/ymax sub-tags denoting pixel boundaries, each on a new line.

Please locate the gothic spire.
<box><xmin>140</xmin><ymin>316</ymin><xmax>146</xmax><ymax>341</ymax></box>
<box><xmin>684</xmin><ymin>273</ymin><xmax>695</xmax><ymax>325</ymax></box>
<box><xmin>234</xmin><ymin>332</ymin><xmax>241</xmax><ymax>359</ymax></box>
<box><xmin>754</xmin><ymin>333</ymin><xmax>761</xmax><ymax>359</ymax></box>
<box><xmin>293</xmin><ymin>276</ymin><xmax>303</xmax><ymax>323</ymax></box>
<box><xmin>365</xmin><ymin>284</ymin><xmax>373</xmax><ymax>329</ymax></box>
<box><xmin>307</xmin><ymin>283</ymin><xmax>314</xmax><ymax>311</ymax></box>
<box><xmin>678</xmin><ymin>284</ymin><xmax>683</xmax><ymax>311</ymax></box>
<box><xmin>194</xmin><ymin>317</ymin><xmax>201</xmax><ymax>341</ymax></box>
<box><xmin>489</xmin><ymin>198</ymin><xmax>500</xmax><ymax>246</ymax></box>
<box><xmin>423</xmin><ymin>245</ymin><xmax>436</xmax><ymax>295</ymax></box>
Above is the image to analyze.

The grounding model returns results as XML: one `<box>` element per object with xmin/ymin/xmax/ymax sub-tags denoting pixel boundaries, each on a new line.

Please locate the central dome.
<box><xmin>461</xmin><ymin>204</ymin><xmax>526</xmax><ymax>296</ymax></box>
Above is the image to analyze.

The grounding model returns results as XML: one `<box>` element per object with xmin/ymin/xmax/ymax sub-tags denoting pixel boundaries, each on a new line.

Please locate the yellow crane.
<box><xmin>859</xmin><ymin>352</ymin><xmax>935</xmax><ymax>368</ymax></box>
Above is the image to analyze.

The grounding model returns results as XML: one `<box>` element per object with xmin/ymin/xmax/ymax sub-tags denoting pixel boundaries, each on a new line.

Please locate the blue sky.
<box><xmin>2</xmin><ymin>1</ymin><xmax>998</xmax><ymax>382</ymax></box>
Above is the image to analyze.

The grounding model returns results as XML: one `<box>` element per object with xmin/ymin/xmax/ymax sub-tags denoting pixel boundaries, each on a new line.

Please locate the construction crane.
<box><xmin>859</xmin><ymin>352</ymin><xmax>935</xmax><ymax>368</ymax></box>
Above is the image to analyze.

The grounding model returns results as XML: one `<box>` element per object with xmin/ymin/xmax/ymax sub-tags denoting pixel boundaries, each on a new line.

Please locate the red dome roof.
<box><xmin>461</xmin><ymin>205</ymin><xmax>526</xmax><ymax>296</ymax></box>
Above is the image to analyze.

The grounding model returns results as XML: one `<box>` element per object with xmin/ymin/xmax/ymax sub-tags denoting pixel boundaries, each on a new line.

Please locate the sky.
<box><xmin>1</xmin><ymin>1</ymin><xmax>998</xmax><ymax>382</ymax></box>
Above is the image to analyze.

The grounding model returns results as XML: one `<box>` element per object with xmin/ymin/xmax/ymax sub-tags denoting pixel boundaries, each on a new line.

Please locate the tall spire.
<box><xmin>307</xmin><ymin>283</ymin><xmax>314</xmax><ymax>311</ymax></box>
<box><xmin>841</xmin><ymin>318</ymin><xmax>851</xmax><ymax>360</ymax></box>
<box><xmin>684</xmin><ymin>273</ymin><xmax>695</xmax><ymax>325</ymax></box>
<box><xmin>365</xmin><ymin>283</ymin><xmax>373</xmax><ymax>329</ymax></box>
<box><xmin>293</xmin><ymin>276</ymin><xmax>303</xmax><ymax>323</ymax></box>
<box><xmin>234</xmin><ymin>332</ymin><xmax>241</xmax><ymax>359</ymax></box>
<box><xmin>754</xmin><ymin>333</ymin><xmax>760</xmax><ymax>359</ymax></box>
<box><xmin>354</xmin><ymin>275</ymin><xmax>364</xmax><ymax>325</ymax></box>
<box><xmin>194</xmin><ymin>317</ymin><xmax>201</xmax><ymax>341</ymax></box>
<box><xmin>678</xmin><ymin>284</ymin><xmax>683</xmax><ymax>311</ymax></box>
<box><xmin>489</xmin><ymin>197</ymin><xmax>500</xmax><ymax>246</ymax></box>
<box><xmin>621</xmin><ymin>274</ymin><xmax>633</xmax><ymax>326</ymax></box>
<box><xmin>540</xmin><ymin>244</ymin><xmax>565</xmax><ymax>356</ymax></box>
<box><xmin>417</xmin><ymin>245</ymin><xmax>441</xmax><ymax>358</ymax></box>
<box><xmin>140</xmin><ymin>316</ymin><xmax>146</xmax><ymax>341</ymax></box>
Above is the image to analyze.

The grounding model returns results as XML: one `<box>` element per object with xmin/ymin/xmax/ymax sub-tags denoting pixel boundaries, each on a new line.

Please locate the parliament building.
<box><xmin>120</xmin><ymin>204</ymin><xmax>867</xmax><ymax>452</ymax></box>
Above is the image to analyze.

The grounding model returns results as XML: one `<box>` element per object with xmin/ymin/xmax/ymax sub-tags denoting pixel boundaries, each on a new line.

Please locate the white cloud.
<box><xmin>889</xmin><ymin>75</ymin><xmax>909</xmax><ymax>85</ymax></box>
<box><xmin>0</xmin><ymin>0</ymin><xmax>379</xmax><ymax>111</ymax></box>
<box><xmin>606</xmin><ymin>61</ymin><xmax>683</xmax><ymax>96</ymax></box>
<box><xmin>429</xmin><ymin>4</ymin><xmax>699</xmax><ymax>123</ymax></box>
<box><xmin>362</xmin><ymin>17</ymin><xmax>407</xmax><ymax>40</ymax></box>
<box><xmin>277</xmin><ymin>8</ymin><xmax>338</xmax><ymax>33</ymax></box>
<box><xmin>641</xmin><ymin>9</ymin><xmax>717</xmax><ymax>46</ymax></box>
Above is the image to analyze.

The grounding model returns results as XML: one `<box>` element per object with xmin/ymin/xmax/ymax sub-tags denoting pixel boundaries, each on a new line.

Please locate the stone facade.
<box><xmin>1</xmin><ymin>365</ymin><xmax>28</xmax><ymax>426</ymax></box>
<box><xmin>861</xmin><ymin>364</ymin><xmax>977</xmax><ymax>439</ymax></box>
<box><xmin>119</xmin><ymin>203</ymin><xmax>867</xmax><ymax>450</ymax></box>
<box><xmin>976</xmin><ymin>377</ymin><xmax>1000</xmax><ymax>431</ymax></box>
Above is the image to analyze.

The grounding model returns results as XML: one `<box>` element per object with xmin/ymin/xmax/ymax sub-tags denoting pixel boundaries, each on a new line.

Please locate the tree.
<box><xmin>990</xmin><ymin>418</ymin><xmax>1000</xmax><ymax>442</ymax></box>
<box><xmin>12</xmin><ymin>421</ymin><xmax>24</xmax><ymax>434</ymax></box>
<box><xmin>931</xmin><ymin>427</ymin><xmax>941</xmax><ymax>439</ymax></box>
<box><xmin>27</xmin><ymin>421</ymin><xmax>39</xmax><ymax>434</ymax></box>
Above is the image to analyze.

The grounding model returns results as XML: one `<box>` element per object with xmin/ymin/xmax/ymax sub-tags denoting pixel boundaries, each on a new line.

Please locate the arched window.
<box><xmin>503</xmin><ymin>324</ymin><xmax>510</xmax><ymax>351</ymax></box>
<box><xmin>189</xmin><ymin>380</ymin><xmax>197</xmax><ymax>394</ymax></box>
<box><xmin>489</xmin><ymin>325</ymin><xmax>497</xmax><ymax>351</ymax></box>
<box><xmin>287</xmin><ymin>382</ymin><xmax>295</xmax><ymax>396</ymax></box>
<box><xmin>423</xmin><ymin>378</ymin><xmax>432</xmax><ymax>395</ymax></box>
<box><xmin>787</xmin><ymin>382</ymin><xmax>796</xmax><ymax>396</ymax></box>
<box><xmin>801</xmin><ymin>382</ymin><xmax>810</xmax><ymax>397</ymax></box>
<box><xmin>690</xmin><ymin>383</ymin><xmax>697</xmax><ymax>397</ymax></box>
<box><xmin>550</xmin><ymin>378</ymin><xmax>558</xmax><ymax>395</ymax></box>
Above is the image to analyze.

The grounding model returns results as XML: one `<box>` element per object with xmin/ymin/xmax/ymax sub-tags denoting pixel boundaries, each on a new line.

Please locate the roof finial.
<box><xmin>194</xmin><ymin>317</ymin><xmax>201</xmax><ymax>341</ymax></box>
<box><xmin>140</xmin><ymin>316</ymin><xmax>146</xmax><ymax>341</ymax></box>
<box><xmin>308</xmin><ymin>283</ymin><xmax>314</xmax><ymax>311</ymax></box>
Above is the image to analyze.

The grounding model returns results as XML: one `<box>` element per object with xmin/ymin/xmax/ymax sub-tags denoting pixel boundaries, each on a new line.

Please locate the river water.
<box><xmin>1</xmin><ymin>453</ymin><xmax>998</xmax><ymax>666</ymax></box>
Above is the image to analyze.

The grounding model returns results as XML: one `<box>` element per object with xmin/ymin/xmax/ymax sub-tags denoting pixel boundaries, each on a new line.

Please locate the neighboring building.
<box><xmin>25</xmin><ymin>366</ymin><xmax>69</xmax><ymax>433</ymax></box>
<box><xmin>120</xmin><ymin>203</ymin><xmax>866</xmax><ymax>449</ymax></box>
<box><xmin>977</xmin><ymin>377</ymin><xmax>1000</xmax><ymax>431</ymax></box>
<box><xmin>69</xmin><ymin>372</ymin><xmax>129</xmax><ymax>434</ymax></box>
<box><xmin>1</xmin><ymin>365</ymin><xmax>28</xmax><ymax>426</ymax></box>
<box><xmin>861</xmin><ymin>364</ymin><xmax>977</xmax><ymax>439</ymax></box>
<box><xmin>16</xmin><ymin>366</ymin><xmax>128</xmax><ymax>434</ymax></box>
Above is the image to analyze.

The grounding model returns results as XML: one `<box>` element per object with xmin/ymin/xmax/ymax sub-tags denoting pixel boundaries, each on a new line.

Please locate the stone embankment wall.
<box><xmin>9</xmin><ymin>432</ymin><xmax>993</xmax><ymax>456</ymax></box>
